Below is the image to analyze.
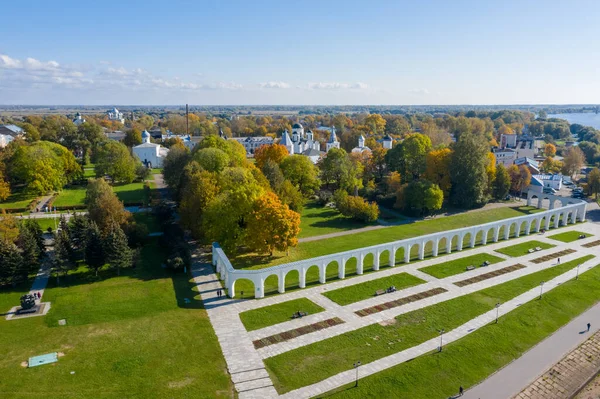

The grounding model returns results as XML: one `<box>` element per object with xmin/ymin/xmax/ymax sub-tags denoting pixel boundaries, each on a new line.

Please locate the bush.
<box><xmin>125</xmin><ymin>222</ymin><xmax>149</xmax><ymax>248</ymax></box>
<box><xmin>334</xmin><ymin>189</ymin><xmax>380</xmax><ymax>223</ymax></box>
<box><xmin>316</xmin><ymin>190</ymin><xmax>334</xmax><ymax>205</ymax></box>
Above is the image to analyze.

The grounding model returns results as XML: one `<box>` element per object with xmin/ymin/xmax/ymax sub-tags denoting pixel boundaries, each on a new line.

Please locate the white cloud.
<box><xmin>307</xmin><ymin>82</ymin><xmax>369</xmax><ymax>90</ymax></box>
<box><xmin>259</xmin><ymin>81</ymin><xmax>291</xmax><ymax>89</ymax></box>
<box><xmin>408</xmin><ymin>88</ymin><xmax>430</xmax><ymax>95</ymax></box>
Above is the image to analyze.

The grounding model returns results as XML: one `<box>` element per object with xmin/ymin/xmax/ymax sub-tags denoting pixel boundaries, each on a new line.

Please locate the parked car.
<box><xmin>563</xmin><ymin>181</ymin><xmax>574</xmax><ymax>187</ymax></box>
<box><xmin>543</xmin><ymin>187</ymin><xmax>557</xmax><ymax>194</ymax></box>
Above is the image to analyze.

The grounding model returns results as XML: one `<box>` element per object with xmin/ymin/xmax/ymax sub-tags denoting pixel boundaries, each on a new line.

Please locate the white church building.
<box><xmin>279</xmin><ymin>123</ymin><xmax>341</xmax><ymax>164</ymax></box>
<box><xmin>133</xmin><ymin>130</ymin><xmax>169</xmax><ymax>168</ymax></box>
<box><xmin>351</xmin><ymin>135</ymin><xmax>371</xmax><ymax>154</ymax></box>
<box><xmin>72</xmin><ymin>112</ymin><xmax>86</xmax><ymax>126</ymax></box>
<box><xmin>107</xmin><ymin>108</ymin><xmax>125</xmax><ymax>124</ymax></box>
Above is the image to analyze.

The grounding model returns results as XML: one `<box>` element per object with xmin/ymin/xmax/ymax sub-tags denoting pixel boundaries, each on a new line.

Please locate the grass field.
<box><xmin>298</xmin><ymin>202</ymin><xmax>375</xmax><ymax>239</ymax></box>
<box><xmin>0</xmin><ymin>239</ymin><xmax>234</xmax><ymax>398</ymax></box>
<box><xmin>548</xmin><ymin>230</ymin><xmax>592</xmax><ymax>243</ymax></box>
<box><xmin>231</xmin><ymin>207</ymin><xmax>545</xmax><ymax>298</ymax></box>
<box><xmin>0</xmin><ymin>190</ymin><xmax>36</xmax><ymax>210</ymax></box>
<box><xmin>319</xmin><ymin>259</ymin><xmax>600</xmax><ymax>398</ymax></box>
<box><xmin>419</xmin><ymin>253</ymin><xmax>505</xmax><ymax>279</ymax></box>
<box><xmin>265</xmin><ymin>255</ymin><xmax>594</xmax><ymax>393</ymax></box>
<box><xmin>54</xmin><ymin>182</ymin><xmax>148</xmax><ymax>207</ymax></box>
<box><xmin>495</xmin><ymin>240</ymin><xmax>556</xmax><ymax>257</ymax></box>
<box><xmin>239</xmin><ymin>298</ymin><xmax>325</xmax><ymax>332</ymax></box>
<box><xmin>322</xmin><ymin>273</ymin><xmax>426</xmax><ymax>306</ymax></box>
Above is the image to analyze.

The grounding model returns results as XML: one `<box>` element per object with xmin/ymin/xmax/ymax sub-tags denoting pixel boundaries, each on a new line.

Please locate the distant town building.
<box><xmin>532</xmin><ymin>174</ymin><xmax>562</xmax><ymax>190</ymax></box>
<box><xmin>492</xmin><ymin>147</ymin><xmax>517</xmax><ymax>167</ymax></box>
<box><xmin>161</xmin><ymin>130</ymin><xmax>196</xmax><ymax>150</ymax></box>
<box><xmin>514</xmin><ymin>157</ymin><xmax>540</xmax><ymax>175</ymax></box>
<box><xmin>230</xmin><ymin>136</ymin><xmax>274</xmax><ymax>155</ymax></box>
<box><xmin>133</xmin><ymin>130</ymin><xmax>169</xmax><ymax>168</ymax></box>
<box><xmin>500</xmin><ymin>134</ymin><xmax>537</xmax><ymax>159</ymax></box>
<box><xmin>107</xmin><ymin>107</ymin><xmax>125</xmax><ymax>124</ymax></box>
<box><xmin>351</xmin><ymin>135</ymin><xmax>371</xmax><ymax>154</ymax></box>
<box><xmin>381</xmin><ymin>134</ymin><xmax>394</xmax><ymax>149</ymax></box>
<box><xmin>72</xmin><ymin>112</ymin><xmax>86</xmax><ymax>126</ymax></box>
<box><xmin>0</xmin><ymin>124</ymin><xmax>24</xmax><ymax>148</ymax></box>
<box><xmin>289</xmin><ymin>123</ymin><xmax>321</xmax><ymax>154</ymax></box>
<box><xmin>325</xmin><ymin>126</ymin><xmax>341</xmax><ymax>152</ymax></box>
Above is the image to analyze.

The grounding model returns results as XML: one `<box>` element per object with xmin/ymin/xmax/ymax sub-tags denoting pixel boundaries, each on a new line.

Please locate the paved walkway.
<box><xmin>464</xmin><ymin>303</ymin><xmax>600</xmax><ymax>399</ymax></box>
<box><xmin>513</xmin><ymin>329</ymin><xmax>600</xmax><ymax>399</ymax></box>
<box><xmin>196</xmin><ymin>221</ymin><xmax>600</xmax><ymax>398</ymax></box>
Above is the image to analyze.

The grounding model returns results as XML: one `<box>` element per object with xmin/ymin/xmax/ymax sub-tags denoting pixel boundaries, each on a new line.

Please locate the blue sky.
<box><xmin>1</xmin><ymin>0</ymin><xmax>599</xmax><ymax>105</ymax></box>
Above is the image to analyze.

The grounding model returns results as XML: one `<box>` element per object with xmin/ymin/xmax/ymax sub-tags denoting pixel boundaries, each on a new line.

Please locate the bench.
<box><xmin>535</xmin><ymin>247</ymin><xmax>542</xmax><ymax>251</ymax></box>
<box><xmin>528</xmin><ymin>249</ymin><xmax>534</xmax><ymax>253</ymax></box>
<box><xmin>375</xmin><ymin>289</ymin><xmax>386</xmax><ymax>296</ymax></box>
<box><xmin>579</xmin><ymin>235</ymin><xmax>587</xmax><ymax>239</ymax></box>
<box><xmin>292</xmin><ymin>311</ymin><xmax>308</xmax><ymax>319</ymax></box>
<box><xmin>466</xmin><ymin>265</ymin><xmax>476</xmax><ymax>271</ymax></box>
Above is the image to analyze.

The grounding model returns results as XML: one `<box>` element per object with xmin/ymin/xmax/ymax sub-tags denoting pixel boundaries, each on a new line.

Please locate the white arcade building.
<box><xmin>133</xmin><ymin>130</ymin><xmax>169</xmax><ymax>168</ymax></box>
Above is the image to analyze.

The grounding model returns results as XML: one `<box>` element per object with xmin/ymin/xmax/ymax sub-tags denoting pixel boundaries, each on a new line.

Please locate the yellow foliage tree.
<box><xmin>486</xmin><ymin>152</ymin><xmax>497</xmax><ymax>193</ymax></box>
<box><xmin>254</xmin><ymin>144</ymin><xmax>289</xmax><ymax>170</ymax></box>
<box><xmin>424</xmin><ymin>148</ymin><xmax>452</xmax><ymax>196</ymax></box>
<box><xmin>245</xmin><ymin>192</ymin><xmax>301</xmax><ymax>256</ymax></box>
<box><xmin>544</xmin><ymin>143</ymin><xmax>557</xmax><ymax>157</ymax></box>
<box><xmin>0</xmin><ymin>171</ymin><xmax>10</xmax><ymax>201</ymax></box>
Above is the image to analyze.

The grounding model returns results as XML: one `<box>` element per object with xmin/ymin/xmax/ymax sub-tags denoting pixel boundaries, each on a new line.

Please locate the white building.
<box><xmin>326</xmin><ymin>126</ymin><xmax>340</xmax><ymax>152</ymax></box>
<box><xmin>290</xmin><ymin>123</ymin><xmax>320</xmax><ymax>154</ymax></box>
<box><xmin>532</xmin><ymin>174</ymin><xmax>563</xmax><ymax>191</ymax></box>
<box><xmin>381</xmin><ymin>134</ymin><xmax>394</xmax><ymax>149</ymax></box>
<box><xmin>230</xmin><ymin>136</ymin><xmax>274</xmax><ymax>155</ymax></box>
<box><xmin>0</xmin><ymin>124</ymin><xmax>23</xmax><ymax>148</ymax></box>
<box><xmin>107</xmin><ymin>108</ymin><xmax>125</xmax><ymax>124</ymax></box>
<box><xmin>72</xmin><ymin>112</ymin><xmax>86</xmax><ymax>126</ymax></box>
<box><xmin>351</xmin><ymin>135</ymin><xmax>371</xmax><ymax>154</ymax></box>
<box><xmin>132</xmin><ymin>130</ymin><xmax>169</xmax><ymax>168</ymax></box>
<box><xmin>492</xmin><ymin>147</ymin><xmax>517</xmax><ymax>167</ymax></box>
<box><xmin>161</xmin><ymin>130</ymin><xmax>196</xmax><ymax>150</ymax></box>
<box><xmin>500</xmin><ymin>134</ymin><xmax>536</xmax><ymax>159</ymax></box>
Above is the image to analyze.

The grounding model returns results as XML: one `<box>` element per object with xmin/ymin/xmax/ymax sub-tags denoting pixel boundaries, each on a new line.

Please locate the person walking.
<box><xmin>587</xmin><ymin>322</ymin><xmax>591</xmax><ymax>332</ymax></box>
<box><xmin>557</xmin><ymin>257</ymin><xmax>561</xmax><ymax>264</ymax></box>
<box><xmin>459</xmin><ymin>386</ymin><xmax>464</xmax><ymax>396</ymax></box>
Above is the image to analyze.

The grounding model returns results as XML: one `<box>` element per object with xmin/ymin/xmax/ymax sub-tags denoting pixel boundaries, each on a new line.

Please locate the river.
<box><xmin>547</xmin><ymin>113</ymin><xmax>600</xmax><ymax>129</ymax></box>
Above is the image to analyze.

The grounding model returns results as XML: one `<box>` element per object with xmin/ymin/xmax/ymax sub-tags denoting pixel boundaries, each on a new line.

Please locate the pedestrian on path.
<box><xmin>558</xmin><ymin>257</ymin><xmax>561</xmax><ymax>264</ymax></box>
<box><xmin>587</xmin><ymin>323</ymin><xmax>591</xmax><ymax>332</ymax></box>
<box><xmin>459</xmin><ymin>386</ymin><xmax>464</xmax><ymax>396</ymax></box>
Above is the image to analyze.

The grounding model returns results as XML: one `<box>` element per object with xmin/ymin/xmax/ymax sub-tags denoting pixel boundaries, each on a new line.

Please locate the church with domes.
<box><xmin>132</xmin><ymin>130</ymin><xmax>169</xmax><ymax>168</ymax></box>
<box><xmin>279</xmin><ymin>122</ymin><xmax>341</xmax><ymax>164</ymax></box>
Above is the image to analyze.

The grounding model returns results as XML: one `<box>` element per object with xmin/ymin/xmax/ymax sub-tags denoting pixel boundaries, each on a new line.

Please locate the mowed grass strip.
<box><xmin>54</xmin><ymin>182</ymin><xmax>148</xmax><ymax>207</ymax></box>
<box><xmin>239</xmin><ymin>298</ymin><xmax>325</xmax><ymax>332</ymax></box>
<box><xmin>318</xmin><ymin>260</ymin><xmax>600</xmax><ymax>399</ymax></box>
<box><xmin>298</xmin><ymin>201</ymin><xmax>375</xmax><ymax>239</ymax></box>
<box><xmin>322</xmin><ymin>273</ymin><xmax>426</xmax><ymax>306</ymax></box>
<box><xmin>495</xmin><ymin>240</ymin><xmax>555</xmax><ymax>257</ymax></box>
<box><xmin>419</xmin><ymin>253</ymin><xmax>504</xmax><ymax>279</ymax></box>
<box><xmin>0</xmin><ymin>239</ymin><xmax>234</xmax><ymax>398</ymax></box>
<box><xmin>548</xmin><ymin>230</ymin><xmax>592</xmax><ymax>243</ymax></box>
<box><xmin>265</xmin><ymin>255</ymin><xmax>594</xmax><ymax>393</ymax></box>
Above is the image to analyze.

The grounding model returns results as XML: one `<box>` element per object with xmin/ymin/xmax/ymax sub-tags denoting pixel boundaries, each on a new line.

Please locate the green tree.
<box><xmin>85</xmin><ymin>221</ymin><xmax>105</xmax><ymax>276</ymax></box>
<box><xmin>123</xmin><ymin>128</ymin><xmax>143</xmax><ymax>147</ymax></box>
<box><xmin>193</xmin><ymin>147</ymin><xmax>230</xmax><ymax>173</ymax></box>
<box><xmin>103</xmin><ymin>221</ymin><xmax>132</xmax><ymax>276</ymax></box>
<box><xmin>280</xmin><ymin>155</ymin><xmax>321</xmax><ymax>196</ymax></box>
<box><xmin>588</xmin><ymin>168</ymin><xmax>600</xmax><ymax>198</ymax></box>
<box><xmin>318</xmin><ymin>148</ymin><xmax>362</xmax><ymax>193</ymax></box>
<box><xmin>493</xmin><ymin>164</ymin><xmax>511</xmax><ymax>200</ymax></box>
<box><xmin>0</xmin><ymin>240</ymin><xmax>22</xmax><ymax>286</ymax></box>
<box><xmin>21</xmin><ymin>123</ymin><xmax>40</xmax><ymax>142</ymax></box>
<box><xmin>179</xmin><ymin>169</ymin><xmax>220</xmax><ymax>239</ymax></box>
<box><xmin>94</xmin><ymin>140</ymin><xmax>137</xmax><ymax>183</ymax></box>
<box><xmin>261</xmin><ymin>159</ymin><xmax>285</xmax><ymax>191</ymax></box>
<box><xmin>68</xmin><ymin>213</ymin><xmax>91</xmax><ymax>255</ymax></box>
<box><xmin>53</xmin><ymin>226</ymin><xmax>75</xmax><ymax>282</ymax></box>
<box><xmin>395</xmin><ymin>179</ymin><xmax>443</xmax><ymax>216</ymax></box>
<box><xmin>196</xmin><ymin>135</ymin><xmax>246</xmax><ymax>167</ymax></box>
<box><xmin>162</xmin><ymin>142</ymin><xmax>191</xmax><ymax>201</ymax></box>
<box><xmin>386</xmin><ymin>133</ymin><xmax>432</xmax><ymax>181</ymax></box>
<box><xmin>9</xmin><ymin>141</ymin><xmax>82</xmax><ymax>194</ymax></box>
<box><xmin>14</xmin><ymin>224</ymin><xmax>41</xmax><ymax>282</ymax></box>
<box><xmin>449</xmin><ymin>132</ymin><xmax>490</xmax><ymax>208</ymax></box>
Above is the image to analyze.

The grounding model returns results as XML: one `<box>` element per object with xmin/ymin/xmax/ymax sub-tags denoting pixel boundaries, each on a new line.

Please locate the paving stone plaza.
<box><xmin>192</xmin><ymin>219</ymin><xmax>600</xmax><ymax>399</ymax></box>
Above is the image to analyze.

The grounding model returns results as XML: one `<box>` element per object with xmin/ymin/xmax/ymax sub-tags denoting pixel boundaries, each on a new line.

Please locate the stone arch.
<box><xmin>518</xmin><ymin>220</ymin><xmax>529</xmax><ymax>235</ymax></box>
<box><xmin>263</xmin><ymin>274</ymin><xmax>280</xmax><ymax>296</ymax></box>
<box><xmin>424</xmin><ymin>239</ymin><xmax>436</xmax><ymax>258</ymax></box>
<box><xmin>509</xmin><ymin>221</ymin><xmax>520</xmax><ymax>237</ymax></box>
<box><xmin>363</xmin><ymin>252</ymin><xmax>375</xmax><ymax>272</ymax></box>
<box><xmin>408</xmin><ymin>242</ymin><xmax>420</xmax><ymax>261</ymax></box>
<box><xmin>485</xmin><ymin>228</ymin><xmax>495</xmax><ymax>243</ymax></box>
<box><xmin>376</xmin><ymin>249</ymin><xmax>390</xmax><ymax>268</ymax></box>
<box><xmin>450</xmin><ymin>234</ymin><xmax>461</xmax><ymax>251</ymax></box>
<box><xmin>284</xmin><ymin>269</ymin><xmax>300</xmax><ymax>291</ymax></box>
<box><xmin>461</xmin><ymin>232</ymin><xmax>472</xmax><ymax>249</ymax></box>
<box><xmin>230</xmin><ymin>278</ymin><xmax>255</xmax><ymax>299</ymax></box>
<box><xmin>344</xmin><ymin>256</ymin><xmax>358</xmax><ymax>277</ymax></box>
<box><xmin>394</xmin><ymin>247</ymin><xmax>405</xmax><ymax>264</ymax></box>
<box><xmin>325</xmin><ymin>260</ymin><xmax>340</xmax><ymax>282</ymax></box>
<box><xmin>304</xmin><ymin>264</ymin><xmax>321</xmax><ymax>286</ymax></box>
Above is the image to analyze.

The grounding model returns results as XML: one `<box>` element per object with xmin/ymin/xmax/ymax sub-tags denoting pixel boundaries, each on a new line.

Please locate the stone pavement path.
<box><xmin>190</xmin><ymin>250</ymin><xmax>279</xmax><ymax>399</ymax></box>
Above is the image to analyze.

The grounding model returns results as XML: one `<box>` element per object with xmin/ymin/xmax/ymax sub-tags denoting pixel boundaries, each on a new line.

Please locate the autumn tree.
<box><xmin>424</xmin><ymin>148</ymin><xmax>452</xmax><ymax>197</ymax></box>
<box><xmin>507</xmin><ymin>165</ymin><xmax>531</xmax><ymax>195</ymax></box>
<box><xmin>280</xmin><ymin>155</ymin><xmax>321</xmax><ymax>196</ymax></box>
<box><xmin>544</xmin><ymin>143</ymin><xmax>556</xmax><ymax>157</ymax></box>
<box><xmin>384</xmin><ymin>171</ymin><xmax>402</xmax><ymax>194</ymax></box>
<box><xmin>386</xmin><ymin>133</ymin><xmax>431</xmax><ymax>182</ymax></box>
<box><xmin>493</xmin><ymin>164</ymin><xmax>511</xmax><ymax>200</ymax></box>
<box><xmin>486</xmin><ymin>152</ymin><xmax>497</xmax><ymax>195</ymax></box>
<box><xmin>449</xmin><ymin>133</ymin><xmax>490</xmax><ymax>208</ymax></box>
<box><xmin>588</xmin><ymin>168</ymin><xmax>600</xmax><ymax>198</ymax></box>
<box><xmin>245</xmin><ymin>192</ymin><xmax>301</xmax><ymax>256</ymax></box>
<box><xmin>562</xmin><ymin>146</ymin><xmax>586</xmax><ymax>178</ymax></box>
<box><xmin>21</xmin><ymin>123</ymin><xmax>40</xmax><ymax>142</ymax></box>
<box><xmin>0</xmin><ymin>210</ymin><xmax>19</xmax><ymax>244</ymax></box>
<box><xmin>179</xmin><ymin>169</ymin><xmax>219</xmax><ymax>238</ymax></box>
<box><xmin>254</xmin><ymin>144</ymin><xmax>289</xmax><ymax>170</ymax></box>
<box><xmin>0</xmin><ymin>170</ymin><xmax>10</xmax><ymax>201</ymax></box>
<box><xmin>85</xmin><ymin>178</ymin><xmax>130</xmax><ymax>231</ymax></box>
<box><xmin>541</xmin><ymin>157</ymin><xmax>564</xmax><ymax>174</ymax></box>
<box><xmin>364</xmin><ymin>114</ymin><xmax>386</xmax><ymax>135</ymax></box>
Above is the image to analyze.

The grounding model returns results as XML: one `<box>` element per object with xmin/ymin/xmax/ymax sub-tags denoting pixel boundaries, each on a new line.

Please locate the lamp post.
<box><xmin>353</xmin><ymin>361</ymin><xmax>361</xmax><ymax>387</ymax></box>
<box><xmin>495</xmin><ymin>302</ymin><xmax>501</xmax><ymax>324</ymax></box>
<box><xmin>576</xmin><ymin>264</ymin><xmax>581</xmax><ymax>280</ymax></box>
<box><xmin>539</xmin><ymin>281</ymin><xmax>545</xmax><ymax>299</ymax></box>
<box><xmin>438</xmin><ymin>329</ymin><xmax>445</xmax><ymax>352</ymax></box>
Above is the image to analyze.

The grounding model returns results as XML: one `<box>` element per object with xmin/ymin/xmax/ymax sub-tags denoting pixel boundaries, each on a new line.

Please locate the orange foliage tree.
<box><xmin>245</xmin><ymin>192</ymin><xmax>301</xmax><ymax>256</ymax></box>
<box><xmin>424</xmin><ymin>148</ymin><xmax>452</xmax><ymax>196</ymax></box>
<box><xmin>254</xmin><ymin>144</ymin><xmax>289</xmax><ymax>170</ymax></box>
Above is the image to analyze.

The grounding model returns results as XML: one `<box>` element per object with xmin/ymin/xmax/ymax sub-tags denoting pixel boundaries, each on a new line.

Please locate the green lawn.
<box><xmin>54</xmin><ymin>182</ymin><xmax>148</xmax><ymax>207</ymax></box>
<box><xmin>495</xmin><ymin>240</ymin><xmax>556</xmax><ymax>257</ymax></box>
<box><xmin>83</xmin><ymin>168</ymin><xmax>95</xmax><ymax>179</ymax></box>
<box><xmin>319</xmin><ymin>259</ymin><xmax>600</xmax><ymax>398</ymax></box>
<box><xmin>0</xmin><ymin>190</ymin><xmax>36</xmax><ymax>210</ymax></box>
<box><xmin>0</xmin><ymin>239</ymin><xmax>234</xmax><ymax>398</ymax></box>
<box><xmin>548</xmin><ymin>230</ymin><xmax>592</xmax><ymax>243</ymax></box>
<box><xmin>239</xmin><ymin>298</ymin><xmax>325</xmax><ymax>332</ymax></box>
<box><xmin>265</xmin><ymin>255</ymin><xmax>594</xmax><ymax>394</ymax></box>
<box><xmin>322</xmin><ymin>273</ymin><xmax>426</xmax><ymax>306</ymax></box>
<box><xmin>231</xmin><ymin>206</ymin><xmax>548</xmax><ymax>298</ymax></box>
<box><xmin>298</xmin><ymin>201</ymin><xmax>374</xmax><ymax>239</ymax></box>
<box><xmin>419</xmin><ymin>253</ymin><xmax>505</xmax><ymax>279</ymax></box>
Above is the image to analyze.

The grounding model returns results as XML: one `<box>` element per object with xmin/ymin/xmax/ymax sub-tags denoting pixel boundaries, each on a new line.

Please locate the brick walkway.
<box><xmin>193</xmin><ymin>223</ymin><xmax>600</xmax><ymax>399</ymax></box>
<box><xmin>514</xmin><ymin>331</ymin><xmax>600</xmax><ymax>399</ymax></box>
